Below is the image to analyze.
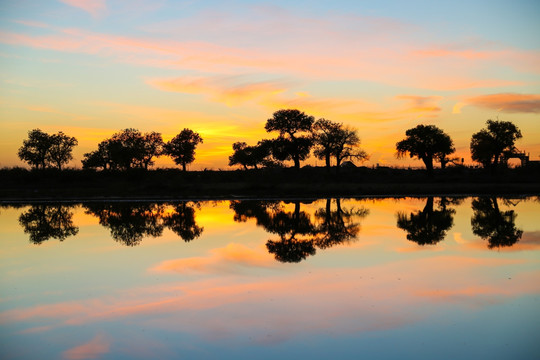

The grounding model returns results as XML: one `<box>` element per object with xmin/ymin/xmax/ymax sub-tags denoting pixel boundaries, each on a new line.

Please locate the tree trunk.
<box><xmin>422</xmin><ymin>156</ymin><xmax>433</xmax><ymax>175</ymax></box>
<box><xmin>182</xmin><ymin>162</ymin><xmax>186</xmax><ymax>172</ymax></box>
<box><xmin>293</xmin><ymin>156</ymin><xmax>300</xmax><ymax>169</ymax></box>
<box><xmin>325</xmin><ymin>154</ymin><xmax>331</xmax><ymax>170</ymax></box>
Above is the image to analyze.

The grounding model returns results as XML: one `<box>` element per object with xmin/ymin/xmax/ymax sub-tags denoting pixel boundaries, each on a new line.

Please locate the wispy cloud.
<box><xmin>62</xmin><ymin>333</ymin><xmax>110</xmax><ymax>360</ymax></box>
<box><xmin>59</xmin><ymin>0</ymin><xmax>107</xmax><ymax>18</ymax></box>
<box><xmin>467</xmin><ymin>93</ymin><xmax>540</xmax><ymax>113</ymax></box>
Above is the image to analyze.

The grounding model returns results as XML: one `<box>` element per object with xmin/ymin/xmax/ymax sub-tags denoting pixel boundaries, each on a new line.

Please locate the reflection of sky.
<box><xmin>0</xmin><ymin>198</ymin><xmax>539</xmax><ymax>359</ymax></box>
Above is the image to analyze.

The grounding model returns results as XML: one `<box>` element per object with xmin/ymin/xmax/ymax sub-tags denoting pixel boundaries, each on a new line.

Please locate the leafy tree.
<box><xmin>228</xmin><ymin>140</ymin><xmax>276</xmax><ymax>169</ymax></box>
<box><xmin>471</xmin><ymin>197</ymin><xmax>522</xmax><ymax>249</ymax></box>
<box><xmin>82</xmin><ymin>129</ymin><xmax>163</xmax><ymax>170</ymax></box>
<box><xmin>396</xmin><ymin>197</ymin><xmax>455</xmax><ymax>245</ymax></box>
<box><xmin>18</xmin><ymin>129</ymin><xmax>53</xmax><ymax>169</ymax></box>
<box><xmin>47</xmin><ymin>132</ymin><xmax>78</xmax><ymax>170</ymax></box>
<box><xmin>140</xmin><ymin>132</ymin><xmax>164</xmax><ymax>170</ymax></box>
<box><xmin>313</xmin><ymin>119</ymin><xmax>369</xmax><ymax>171</ymax></box>
<box><xmin>19</xmin><ymin>205</ymin><xmax>79</xmax><ymax>244</ymax></box>
<box><xmin>396</xmin><ymin>125</ymin><xmax>455</xmax><ymax>173</ymax></box>
<box><xmin>265</xmin><ymin>109</ymin><xmax>314</xmax><ymax>169</ymax></box>
<box><xmin>164</xmin><ymin>128</ymin><xmax>203</xmax><ymax>171</ymax></box>
<box><xmin>470</xmin><ymin>119</ymin><xmax>522</xmax><ymax>169</ymax></box>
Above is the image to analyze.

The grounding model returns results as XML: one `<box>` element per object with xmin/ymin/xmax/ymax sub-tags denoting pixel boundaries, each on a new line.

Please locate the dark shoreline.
<box><xmin>1</xmin><ymin>166</ymin><xmax>539</xmax><ymax>201</ymax></box>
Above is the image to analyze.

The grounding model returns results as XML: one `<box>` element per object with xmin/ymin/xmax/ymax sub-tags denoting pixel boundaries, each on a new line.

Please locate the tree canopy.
<box><xmin>396</xmin><ymin>124</ymin><xmax>454</xmax><ymax>173</ymax></box>
<box><xmin>18</xmin><ymin>129</ymin><xmax>78</xmax><ymax>170</ymax></box>
<box><xmin>228</xmin><ymin>140</ymin><xmax>276</xmax><ymax>169</ymax></box>
<box><xmin>312</xmin><ymin>118</ymin><xmax>368</xmax><ymax>171</ymax></box>
<box><xmin>265</xmin><ymin>109</ymin><xmax>314</xmax><ymax>169</ymax></box>
<box><xmin>470</xmin><ymin>119</ymin><xmax>522</xmax><ymax>169</ymax></box>
<box><xmin>164</xmin><ymin>128</ymin><xmax>203</xmax><ymax>171</ymax></box>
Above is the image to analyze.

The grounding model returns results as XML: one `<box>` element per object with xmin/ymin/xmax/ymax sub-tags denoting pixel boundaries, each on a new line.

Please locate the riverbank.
<box><xmin>1</xmin><ymin>166</ymin><xmax>539</xmax><ymax>201</ymax></box>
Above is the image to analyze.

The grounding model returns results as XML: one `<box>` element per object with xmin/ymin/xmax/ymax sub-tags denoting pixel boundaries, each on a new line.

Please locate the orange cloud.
<box><xmin>467</xmin><ymin>93</ymin><xmax>540</xmax><ymax>113</ymax></box>
<box><xmin>59</xmin><ymin>0</ymin><xmax>107</xmax><ymax>18</ymax></box>
<box><xmin>62</xmin><ymin>333</ymin><xmax>110</xmax><ymax>360</ymax></box>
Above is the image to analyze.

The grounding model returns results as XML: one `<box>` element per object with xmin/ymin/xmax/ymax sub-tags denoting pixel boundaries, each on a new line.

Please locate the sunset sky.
<box><xmin>1</xmin><ymin>0</ymin><xmax>539</xmax><ymax>169</ymax></box>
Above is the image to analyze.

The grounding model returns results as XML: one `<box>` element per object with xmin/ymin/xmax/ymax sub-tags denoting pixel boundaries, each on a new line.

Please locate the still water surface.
<box><xmin>1</xmin><ymin>197</ymin><xmax>539</xmax><ymax>359</ymax></box>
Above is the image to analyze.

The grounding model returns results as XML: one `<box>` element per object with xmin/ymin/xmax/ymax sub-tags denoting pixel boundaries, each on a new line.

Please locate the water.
<box><xmin>1</xmin><ymin>197</ymin><xmax>539</xmax><ymax>359</ymax></box>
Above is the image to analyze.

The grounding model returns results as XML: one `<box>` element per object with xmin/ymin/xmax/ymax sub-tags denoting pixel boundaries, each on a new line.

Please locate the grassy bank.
<box><xmin>1</xmin><ymin>166</ymin><xmax>539</xmax><ymax>201</ymax></box>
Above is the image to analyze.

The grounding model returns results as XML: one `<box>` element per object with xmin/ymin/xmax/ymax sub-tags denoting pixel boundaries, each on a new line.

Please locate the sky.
<box><xmin>0</xmin><ymin>0</ymin><xmax>539</xmax><ymax>169</ymax></box>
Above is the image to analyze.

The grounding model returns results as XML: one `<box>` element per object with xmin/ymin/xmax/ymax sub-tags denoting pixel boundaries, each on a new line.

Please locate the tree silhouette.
<box><xmin>265</xmin><ymin>109</ymin><xmax>314</xmax><ymax>169</ymax></box>
<box><xmin>396</xmin><ymin>197</ymin><xmax>455</xmax><ymax>245</ymax></box>
<box><xmin>164</xmin><ymin>129</ymin><xmax>203</xmax><ymax>171</ymax></box>
<box><xmin>228</xmin><ymin>140</ymin><xmax>276</xmax><ymax>169</ymax></box>
<box><xmin>471</xmin><ymin>197</ymin><xmax>523</xmax><ymax>249</ymax></box>
<box><xmin>84</xmin><ymin>203</ymin><xmax>164</xmax><ymax>246</ymax></box>
<box><xmin>82</xmin><ymin>129</ymin><xmax>162</xmax><ymax>170</ymax></box>
<box><xmin>312</xmin><ymin>119</ymin><xmax>368</xmax><ymax>172</ymax></box>
<box><xmin>470</xmin><ymin>119</ymin><xmax>522</xmax><ymax>170</ymax></box>
<box><xmin>163</xmin><ymin>202</ymin><xmax>204</xmax><ymax>242</ymax></box>
<box><xmin>18</xmin><ymin>129</ymin><xmax>52</xmax><ymax>169</ymax></box>
<box><xmin>396</xmin><ymin>125</ymin><xmax>455</xmax><ymax>173</ymax></box>
<box><xmin>314</xmin><ymin>198</ymin><xmax>368</xmax><ymax>249</ymax></box>
<box><xmin>46</xmin><ymin>132</ymin><xmax>78</xmax><ymax>170</ymax></box>
<box><xmin>18</xmin><ymin>205</ymin><xmax>79</xmax><ymax>244</ymax></box>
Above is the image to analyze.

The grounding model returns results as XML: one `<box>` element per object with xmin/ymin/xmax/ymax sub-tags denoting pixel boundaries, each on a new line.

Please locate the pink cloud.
<box><xmin>467</xmin><ymin>93</ymin><xmax>540</xmax><ymax>113</ymax></box>
<box><xmin>62</xmin><ymin>333</ymin><xmax>110</xmax><ymax>360</ymax></box>
<box><xmin>59</xmin><ymin>0</ymin><xmax>107</xmax><ymax>18</ymax></box>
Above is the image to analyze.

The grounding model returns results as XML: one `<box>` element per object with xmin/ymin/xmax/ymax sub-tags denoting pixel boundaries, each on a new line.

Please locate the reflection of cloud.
<box><xmin>62</xmin><ymin>333</ymin><xmax>110</xmax><ymax>360</ymax></box>
<box><xmin>150</xmin><ymin>243</ymin><xmax>274</xmax><ymax>274</ymax></box>
<box><xmin>467</xmin><ymin>93</ymin><xmax>540</xmax><ymax>113</ymax></box>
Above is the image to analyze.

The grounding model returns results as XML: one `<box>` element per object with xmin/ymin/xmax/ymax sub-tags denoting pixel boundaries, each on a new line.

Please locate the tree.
<box><xmin>265</xmin><ymin>109</ymin><xmax>314</xmax><ymax>169</ymax></box>
<box><xmin>47</xmin><ymin>132</ymin><xmax>78</xmax><ymax>170</ymax></box>
<box><xmin>228</xmin><ymin>140</ymin><xmax>275</xmax><ymax>169</ymax></box>
<box><xmin>163</xmin><ymin>202</ymin><xmax>204</xmax><ymax>242</ymax></box>
<box><xmin>140</xmin><ymin>132</ymin><xmax>164</xmax><ymax>170</ymax></box>
<box><xmin>164</xmin><ymin>129</ymin><xmax>203</xmax><ymax>171</ymax></box>
<box><xmin>312</xmin><ymin>119</ymin><xmax>369</xmax><ymax>171</ymax></box>
<box><xmin>470</xmin><ymin>119</ymin><xmax>522</xmax><ymax>169</ymax></box>
<box><xmin>82</xmin><ymin>129</ymin><xmax>163</xmax><ymax>170</ymax></box>
<box><xmin>18</xmin><ymin>129</ymin><xmax>53</xmax><ymax>169</ymax></box>
<box><xmin>396</xmin><ymin>125</ymin><xmax>455</xmax><ymax>173</ymax></box>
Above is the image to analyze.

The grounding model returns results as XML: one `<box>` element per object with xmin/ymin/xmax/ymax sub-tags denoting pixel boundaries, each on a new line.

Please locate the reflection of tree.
<box><xmin>163</xmin><ymin>202</ymin><xmax>204</xmax><ymax>242</ymax></box>
<box><xmin>18</xmin><ymin>205</ymin><xmax>79</xmax><ymax>244</ymax></box>
<box><xmin>84</xmin><ymin>203</ymin><xmax>164</xmax><ymax>246</ymax></box>
<box><xmin>396</xmin><ymin>197</ymin><xmax>455</xmax><ymax>245</ymax></box>
<box><xmin>471</xmin><ymin>197</ymin><xmax>523</xmax><ymax>249</ymax></box>
<box><xmin>314</xmin><ymin>199</ymin><xmax>368</xmax><ymax>249</ymax></box>
<box><xmin>230</xmin><ymin>199</ymin><xmax>368</xmax><ymax>263</ymax></box>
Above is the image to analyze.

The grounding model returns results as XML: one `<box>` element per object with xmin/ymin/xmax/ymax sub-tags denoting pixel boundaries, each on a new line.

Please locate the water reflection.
<box><xmin>83</xmin><ymin>202</ymin><xmax>203</xmax><ymax>246</ymax></box>
<box><xmin>230</xmin><ymin>199</ymin><xmax>369</xmax><ymax>262</ymax></box>
<box><xmin>471</xmin><ymin>197</ymin><xmax>523</xmax><ymax>249</ymax></box>
<box><xmin>18</xmin><ymin>204</ymin><xmax>79</xmax><ymax>244</ymax></box>
<box><xmin>396</xmin><ymin>197</ymin><xmax>458</xmax><ymax>245</ymax></box>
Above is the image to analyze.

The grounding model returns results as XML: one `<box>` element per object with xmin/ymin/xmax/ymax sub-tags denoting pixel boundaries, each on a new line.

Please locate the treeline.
<box><xmin>16</xmin><ymin>109</ymin><xmax>525</xmax><ymax>173</ymax></box>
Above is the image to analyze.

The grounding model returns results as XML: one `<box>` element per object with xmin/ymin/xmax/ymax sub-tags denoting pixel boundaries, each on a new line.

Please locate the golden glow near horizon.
<box><xmin>1</xmin><ymin>1</ymin><xmax>539</xmax><ymax>169</ymax></box>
